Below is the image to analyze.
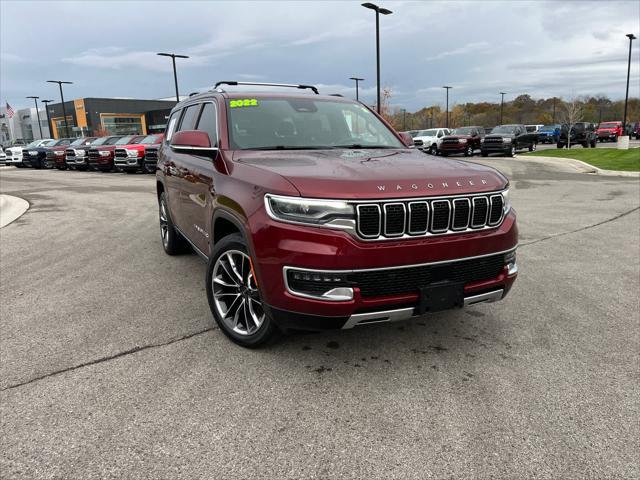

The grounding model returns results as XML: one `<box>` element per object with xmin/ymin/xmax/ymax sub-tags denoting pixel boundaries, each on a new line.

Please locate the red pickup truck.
<box><xmin>114</xmin><ymin>133</ymin><xmax>164</xmax><ymax>174</ymax></box>
<box><xmin>87</xmin><ymin>135</ymin><xmax>144</xmax><ymax>172</ymax></box>
<box><xmin>596</xmin><ymin>121</ymin><xmax>623</xmax><ymax>142</ymax></box>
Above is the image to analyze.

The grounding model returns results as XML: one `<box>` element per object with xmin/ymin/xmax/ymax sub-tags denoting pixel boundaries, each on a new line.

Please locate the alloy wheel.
<box><xmin>212</xmin><ymin>250</ymin><xmax>265</xmax><ymax>336</ymax></box>
<box><xmin>159</xmin><ymin>201</ymin><xmax>169</xmax><ymax>248</ymax></box>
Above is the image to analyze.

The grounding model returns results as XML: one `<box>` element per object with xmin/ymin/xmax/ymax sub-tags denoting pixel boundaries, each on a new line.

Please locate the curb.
<box><xmin>0</xmin><ymin>194</ymin><xmax>30</xmax><ymax>228</ymax></box>
<box><xmin>515</xmin><ymin>155</ymin><xmax>640</xmax><ymax>178</ymax></box>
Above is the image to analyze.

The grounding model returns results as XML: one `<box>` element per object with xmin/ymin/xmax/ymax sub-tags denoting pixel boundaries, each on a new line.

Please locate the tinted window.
<box><xmin>178</xmin><ymin>104</ymin><xmax>201</xmax><ymax>132</ymax></box>
<box><xmin>196</xmin><ymin>103</ymin><xmax>218</xmax><ymax>147</ymax></box>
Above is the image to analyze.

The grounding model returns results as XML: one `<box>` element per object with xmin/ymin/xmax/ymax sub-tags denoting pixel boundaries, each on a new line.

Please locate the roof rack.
<box><xmin>213</xmin><ymin>81</ymin><xmax>319</xmax><ymax>95</ymax></box>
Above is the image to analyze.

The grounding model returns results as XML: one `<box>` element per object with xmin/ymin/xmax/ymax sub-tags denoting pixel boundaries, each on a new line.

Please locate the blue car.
<box><xmin>537</xmin><ymin>124</ymin><xmax>561</xmax><ymax>144</ymax></box>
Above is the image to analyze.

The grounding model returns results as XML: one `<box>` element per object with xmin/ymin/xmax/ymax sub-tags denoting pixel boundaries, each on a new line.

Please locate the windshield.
<box><xmin>70</xmin><ymin>137</ymin><xmax>93</xmax><ymax>146</ymax></box>
<box><xmin>25</xmin><ymin>140</ymin><xmax>41</xmax><ymax>148</ymax></box>
<box><xmin>491</xmin><ymin>126</ymin><xmax>517</xmax><ymax>134</ymax></box>
<box><xmin>139</xmin><ymin>135</ymin><xmax>160</xmax><ymax>144</ymax></box>
<box><xmin>115</xmin><ymin>136</ymin><xmax>135</xmax><ymax>145</ymax></box>
<box><xmin>599</xmin><ymin>123</ymin><xmax>618</xmax><ymax>128</ymax></box>
<box><xmin>451</xmin><ymin>127</ymin><xmax>475</xmax><ymax>135</ymax></box>
<box><xmin>227</xmin><ymin>98</ymin><xmax>403</xmax><ymax>150</ymax></box>
<box><xmin>52</xmin><ymin>139</ymin><xmax>70</xmax><ymax>146</ymax></box>
<box><xmin>541</xmin><ymin>125</ymin><xmax>559</xmax><ymax>130</ymax></box>
<box><xmin>417</xmin><ymin>129</ymin><xmax>437</xmax><ymax>137</ymax></box>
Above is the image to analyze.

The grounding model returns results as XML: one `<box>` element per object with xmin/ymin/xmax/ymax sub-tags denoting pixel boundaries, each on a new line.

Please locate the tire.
<box><xmin>581</xmin><ymin>142</ymin><xmax>588</xmax><ymax>148</ymax></box>
<box><xmin>528</xmin><ymin>143</ymin><xmax>536</xmax><ymax>152</ymax></box>
<box><xmin>143</xmin><ymin>162</ymin><xmax>155</xmax><ymax>174</ymax></box>
<box><xmin>613</xmin><ymin>135</ymin><xmax>617</xmax><ymax>143</ymax></box>
<box><xmin>464</xmin><ymin>145</ymin><xmax>473</xmax><ymax>157</ymax></box>
<box><xmin>158</xmin><ymin>192</ymin><xmax>189</xmax><ymax>255</ymax></box>
<box><xmin>507</xmin><ymin>145</ymin><xmax>516</xmax><ymax>157</ymax></box>
<box><xmin>206</xmin><ymin>233</ymin><xmax>278</xmax><ymax>348</ymax></box>
<box><xmin>481</xmin><ymin>151</ymin><xmax>488</xmax><ymax>157</ymax></box>
<box><xmin>428</xmin><ymin>144</ymin><xmax>438</xmax><ymax>156</ymax></box>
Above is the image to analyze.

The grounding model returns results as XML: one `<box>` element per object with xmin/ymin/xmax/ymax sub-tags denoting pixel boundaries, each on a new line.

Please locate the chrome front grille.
<box><xmin>145</xmin><ymin>147</ymin><xmax>158</xmax><ymax>162</ymax></box>
<box><xmin>354</xmin><ymin>192</ymin><xmax>506</xmax><ymax>240</ymax></box>
<box><xmin>114</xmin><ymin>148</ymin><xmax>128</xmax><ymax>159</ymax></box>
<box><xmin>483</xmin><ymin>137</ymin><xmax>503</xmax><ymax>144</ymax></box>
<box><xmin>442</xmin><ymin>138</ymin><xmax>460</xmax><ymax>145</ymax></box>
<box><xmin>65</xmin><ymin>149</ymin><xmax>75</xmax><ymax>161</ymax></box>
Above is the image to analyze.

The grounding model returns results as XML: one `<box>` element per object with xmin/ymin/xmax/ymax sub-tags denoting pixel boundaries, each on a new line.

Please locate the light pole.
<box><xmin>47</xmin><ymin>80</ymin><xmax>72</xmax><ymax>138</ymax></box>
<box><xmin>41</xmin><ymin>99</ymin><xmax>54</xmax><ymax>137</ymax></box>
<box><xmin>157</xmin><ymin>52</ymin><xmax>190</xmax><ymax>102</ymax></box>
<box><xmin>26</xmin><ymin>96</ymin><xmax>43</xmax><ymax>139</ymax></box>
<box><xmin>499</xmin><ymin>92</ymin><xmax>506</xmax><ymax>124</ymax></box>
<box><xmin>349</xmin><ymin>77</ymin><xmax>364</xmax><ymax>101</ymax></box>
<box><xmin>623</xmin><ymin>33</ymin><xmax>636</xmax><ymax>134</ymax></box>
<box><xmin>443</xmin><ymin>86</ymin><xmax>452</xmax><ymax>128</ymax></box>
<box><xmin>361</xmin><ymin>3</ymin><xmax>392</xmax><ymax>113</ymax></box>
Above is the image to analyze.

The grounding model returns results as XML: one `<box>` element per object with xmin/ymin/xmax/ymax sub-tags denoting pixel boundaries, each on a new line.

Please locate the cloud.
<box><xmin>62</xmin><ymin>48</ymin><xmax>214</xmax><ymax>71</ymax></box>
<box><xmin>1</xmin><ymin>52</ymin><xmax>26</xmax><ymax>63</ymax></box>
<box><xmin>424</xmin><ymin>41</ymin><xmax>491</xmax><ymax>62</ymax></box>
<box><xmin>289</xmin><ymin>20</ymin><xmax>369</xmax><ymax>46</ymax></box>
<box><xmin>509</xmin><ymin>54</ymin><xmax>631</xmax><ymax>70</ymax></box>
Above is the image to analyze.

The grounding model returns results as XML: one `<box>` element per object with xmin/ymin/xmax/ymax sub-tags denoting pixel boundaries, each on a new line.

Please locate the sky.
<box><xmin>1</xmin><ymin>0</ymin><xmax>639</xmax><ymax>112</ymax></box>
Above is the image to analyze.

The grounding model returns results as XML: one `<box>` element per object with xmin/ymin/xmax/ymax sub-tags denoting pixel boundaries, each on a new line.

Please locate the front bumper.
<box><xmin>481</xmin><ymin>143</ymin><xmax>511</xmax><ymax>154</ymax></box>
<box><xmin>250</xmin><ymin>210</ymin><xmax>518</xmax><ymax>330</ymax></box>
<box><xmin>440</xmin><ymin>143</ymin><xmax>467</xmax><ymax>153</ymax></box>
<box><xmin>597</xmin><ymin>132</ymin><xmax>618</xmax><ymax>139</ymax></box>
<box><xmin>114</xmin><ymin>157</ymin><xmax>141</xmax><ymax>167</ymax></box>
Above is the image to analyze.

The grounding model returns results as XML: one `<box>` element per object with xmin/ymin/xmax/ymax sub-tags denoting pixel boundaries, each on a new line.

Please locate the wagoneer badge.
<box><xmin>376</xmin><ymin>179</ymin><xmax>488</xmax><ymax>191</ymax></box>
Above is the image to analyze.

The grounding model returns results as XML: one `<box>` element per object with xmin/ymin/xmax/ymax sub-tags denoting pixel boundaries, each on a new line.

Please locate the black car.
<box><xmin>23</xmin><ymin>138</ymin><xmax>72</xmax><ymax>169</ymax></box>
<box><xmin>480</xmin><ymin>124</ymin><xmax>538</xmax><ymax>157</ymax></box>
<box><xmin>557</xmin><ymin>122</ymin><xmax>597</xmax><ymax>149</ymax></box>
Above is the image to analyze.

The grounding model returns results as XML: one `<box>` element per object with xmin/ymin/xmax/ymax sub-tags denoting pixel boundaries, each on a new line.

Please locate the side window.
<box><xmin>165</xmin><ymin>111</ymin><xmax>180</xmax><ymax>142</ymax></box>
<box><xmin>196</xmin><ymin>103</ymin><xmax>219</xmax><ymax>147</ymax></box>
<box><xmin>437</xmin><ymin>130</ymin><xmax>443</xmax><ymax>138</ymax></box>
<box><xmin>177</xmin><ymin>104</ymin><xmax>201</xmax><ymax>132</ymax></box>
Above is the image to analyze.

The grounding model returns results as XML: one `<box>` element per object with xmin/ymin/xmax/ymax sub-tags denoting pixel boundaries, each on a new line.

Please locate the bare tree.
<box><xmin>560</xmin><ymin>97</ymin><xmax>584</xmax><ymax>148</ymax></box>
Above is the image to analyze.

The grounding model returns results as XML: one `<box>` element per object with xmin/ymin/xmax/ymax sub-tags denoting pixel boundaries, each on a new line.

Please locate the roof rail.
<box><xmin>213</xmin><ymin>81</ymin><xmax>319</xmax><ymax>95</ymax></box>
<box><xmin>188</xmin><ymin>91</ymin><xmax>200</xmax><ymax>97</ymax></box>
<box><xmin>329</xmin><ymin>94</ymin><xmax>343</xmax><ymax>97</ymax></box>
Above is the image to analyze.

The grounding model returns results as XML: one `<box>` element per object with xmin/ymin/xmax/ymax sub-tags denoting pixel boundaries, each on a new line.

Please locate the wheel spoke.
<box><xmin>232</xmin><ymin>299</ymin><xmax>245</xmax><ymax>328</ymax></box>
<box><xmin>213</xmin><ymin>276</ymin><xmax>239</xmax><ymax>288</ymax></box>
<box><xmin>227</xmin><ymin>254</ymin><xmax>244</xmax><ymax>284</ymax></box>
<box><xmin>219</xmin><ymin>260</ymin><xmax>240</xmax><ymax>287</ymax></box>
<box><xmin>224</xmin><ymin>294</ymin><xmax>243</xmax><ymax>320</ymax></box>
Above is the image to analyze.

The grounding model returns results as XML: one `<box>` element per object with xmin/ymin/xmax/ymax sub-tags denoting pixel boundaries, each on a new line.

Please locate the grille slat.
<box><xmin>354</xmin><ymin>192</ymin><xmax>505</xmax><ymax>240</ymax></box>
<box><xmin>349</xmin><ymin>253</ymin><xmax>505</xmax><ymax>297</ymax></box>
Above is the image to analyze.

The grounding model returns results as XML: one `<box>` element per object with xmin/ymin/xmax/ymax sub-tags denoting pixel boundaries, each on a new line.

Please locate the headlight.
<box><xmin>98</xmin><ymin>150</ymin><xmax>111</xmax><ymax>157</ymax></box>
<box><xmin>459</xmin><ymin>138</ymin><xmax>467</xmax><ymax>144</ymax></box>
<box><xmin>480</xmin><ymin>138</ymin><xmax>485</xmax><ymax>144</ymax></box>
<box><xmin>503</xmin><ymin>137</ymin><xmax>512</xmax><ymax>143</ymax></box>
<box><xmin>75</xmin><ymin>149</ymin><xmax>86</xmax><ymax>156</ymax></box>
<box><xmin>265</xmin><ymin>194</ymin><xmax>354</xmax><ymax>226</ymax></box>
<box><xmin>126</xmin><ymin>149</ymin><xmax>140</xmax><ymax>157</ymax></box>
<box><xmin>502</xmin><ymin>188</ymin><xmax>511</xmax><ymax>214</ymax></box>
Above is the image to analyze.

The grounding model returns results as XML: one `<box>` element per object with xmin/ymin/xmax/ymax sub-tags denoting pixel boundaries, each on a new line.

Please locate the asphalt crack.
<box><xmin>520</xmin><ymin>206</ymin><xmax>639</xmax><ymax>247</ymax></box>
<box><xmin>1</xmin><ymin>327</ymin><xmax>216</xmax><ymax>392</ymax></box>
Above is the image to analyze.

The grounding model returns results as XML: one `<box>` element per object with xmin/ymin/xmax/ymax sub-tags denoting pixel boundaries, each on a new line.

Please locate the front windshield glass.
<box><xmin>91</xmin><ymin>137</ymin><xmax>110</xmax><ymax>146</ymax></box>
<box><xmin>491</xmin><ymin>126</ymin><xmax>517</xmax><ymax>134</ymax></box>
<box><xmin>25</xmin><ymin>140</ymin><xmax>41</xmax><ymax>148</ymax></box>
<box><xmin>452</xmin><ymin>127</ymin><xmax>474</xmax><ymax>135</ymax></box>
<box><xmin>140</xmin><ymin>135</ymin><xmax>160</xmax><ymax>144</ymax></box>
<box><xmin>70</xmin><ymin>137</ymin><xmax>92</xmax><ymax>146</ymax></box>
<box><xmin>417</xmin><ymin>129</ymin><xmax>437</xmax><ymax>137</ymax></box>
<box><xmin>227</xmin><ymin>98</ymin><xmax>403</xmax><ymax>150</ymax></box>
<box><xmin>115</xmin><ymin>136</ymin><xmax>134</xmax><ymax>145</ymax></box>
<box><xmin>52</xmin><ymin>139</ymin><xmax>69</xmax><ymax>146</ymax></box>
<box><xmin>541</xmin><ymin>125</ymin><xmax>558</xmax><ymax>130</ymax></box>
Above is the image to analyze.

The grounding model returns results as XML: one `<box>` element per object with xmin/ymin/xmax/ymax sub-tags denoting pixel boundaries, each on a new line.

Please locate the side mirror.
<box><xmin>398</xmin><ymin>132</ymin><xmax>414</xmax><ymax>147</ymax></box>
<box><xmin>171</xmin><ymin>130</ymin><xmax>217</xmax><ymax>154</ymax></box>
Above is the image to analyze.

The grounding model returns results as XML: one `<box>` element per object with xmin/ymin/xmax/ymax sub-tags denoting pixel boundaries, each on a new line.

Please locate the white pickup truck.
<box><xmin>5</xmin><ymin>139</ymin><xmax>55</xmax><ymax>166</ymax></box>
<box><xmin>412</xmin><ymin>128</ymin><xmax>451</xmax><ymax>155</ymax></box>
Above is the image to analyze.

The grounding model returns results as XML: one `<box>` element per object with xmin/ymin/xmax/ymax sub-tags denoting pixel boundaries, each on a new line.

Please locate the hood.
<box><xmin>486</xmin><ymin>133</ymin><xmax>516</xmax><ymax>139</ymax></box>
<box><xmin>443</xmin><ymin>134</ymin><xmax>473</xmax><ymax>140</ymax></box>
<box><xmin>233</xmin><ymin>148</ymin><xmax>507</xmax><ymax>200</ymax></box>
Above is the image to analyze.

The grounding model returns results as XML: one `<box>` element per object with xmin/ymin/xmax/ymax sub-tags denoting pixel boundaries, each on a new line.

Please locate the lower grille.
<box><xmin>442</xmin><ymin>138</ymin><xmax>460</xmax><ymax>145</ymax></box>
<box><xmin>114</xmin><ymin>149</ymin><xmax>128</xmax><ymax>159</ymax></box>
<box><xmin>145</xmin><ymin>147</ymin><xmax>158</xmax><ymax>162</ymax></box>
<box><xmin>349</xmin><ymin>253</ymin><xmax>505</xmax><ymax>298</ymax></box>
<box><xmin>483</xmin><ymin>137</ymin><xmax>503</xmax><ymax>144</ymax></box>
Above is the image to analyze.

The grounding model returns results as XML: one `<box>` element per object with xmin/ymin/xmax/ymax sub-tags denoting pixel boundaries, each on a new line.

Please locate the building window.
<box><xmin>100</xmin><ymin>114</ymin><xmax>145</xmax><ymax>135</ymax></box>
<box><xmin>51</xmin><ymin>116</ymin><xmax>74</xmax><ymax>139</ymax></box>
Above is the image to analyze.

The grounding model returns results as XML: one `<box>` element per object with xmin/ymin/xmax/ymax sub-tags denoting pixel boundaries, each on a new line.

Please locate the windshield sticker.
<box><xmin>230</xmin><ymin>99</ymin><xmax>258</xmax><ymax>108</ymax></box>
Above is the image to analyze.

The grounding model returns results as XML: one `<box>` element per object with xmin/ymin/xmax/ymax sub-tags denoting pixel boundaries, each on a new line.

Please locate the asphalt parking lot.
<box><xmin>1</xmin><ymin>159</ymin><xmax>639</xmax><ymax>479</ymax></box>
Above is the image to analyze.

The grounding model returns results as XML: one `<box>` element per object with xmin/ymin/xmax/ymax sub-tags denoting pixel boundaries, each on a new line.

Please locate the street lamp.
<box><xmin>47</xmin><ymin>80</ymin><xmax>72</xmax><ymax>138</ymax></box>
<box><xmin>499</xmin><ymin>92</ymin><xmax>506</xmax><ymax>124</ymax></box>
<box><xmin>361</xmin><ymin>3</ymin><xmax>393</xmax><ymax>113</ymax></box>
<box><xmin>26</xmin><ymin>96</ymin><xmax>43</xmax><ymax>139</ymax></box>
<box><xmin>41</xmin><ymin>100</ymin><xmax>54</xmax><ymax>138</ymax></box>
<box><xmin>157</xmin><ymin>53</ymin><xmax>189</xmax><ymax>103</ymax></box>
<box><xmin>349</xmin><ymin>77</ymin><xmax>365</xmax><ymax>101</ymax></box>
<box><xmin>443</xmin><ymin>86</ymin><xmax>452</xmax><ymax>128</ymax></box>
<box><xmin>622</xmin><ymin>33</ymin><xmax>637</xmax><ymax>134</ymax></box>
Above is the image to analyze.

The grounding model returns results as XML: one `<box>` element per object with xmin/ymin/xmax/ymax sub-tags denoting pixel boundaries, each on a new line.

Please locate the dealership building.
<box><xmin>42</xmin><ymin>97</ymin><xmax>178</xmax><ymax>139</ymax></box>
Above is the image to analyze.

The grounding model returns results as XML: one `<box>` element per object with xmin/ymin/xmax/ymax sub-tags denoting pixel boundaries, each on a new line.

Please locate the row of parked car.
<box><xmin>404</xmin><ymin>120</ymin><xmax>639</xmax><ymax>157</ymax></box>
<box><xmin>0</xmin><ymin>133</ymin><xmax>163</xmax><ymax>173</ymax></box>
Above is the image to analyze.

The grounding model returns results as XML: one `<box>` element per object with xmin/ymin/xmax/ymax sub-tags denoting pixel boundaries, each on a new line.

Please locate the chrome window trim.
<box><xmin>407</xmin><ymin>201</ymin><xmax>429</xmax><ymax>235</ymax></box>
<box><xmin>451</xmin><ymin>198</ymin><xmax>471</xmax><ymax>231</ymax></box>
<box><xmin>283</xmin><ymin>245</ymin><xmax>517</xmax><ymax>275</ymax></box>
<box><xmin>489</xmin><ymin>194</ymin><xmax>504</xmax><ymax>226</ymax></box>
<box><xmin>383</xmin><ymin>202</ymin><xmax>406</xmax><ymax>237</ymax></box>
<box><xmin>356</xmin><ymin>204</ymin><xmax>382</xmax><ymax>239</ymax></box>
<box><xmin>430</xmin><ymin>200</ymin><xmax>451</xmax><ymax>233</ymax></box>
<box><xmin>471</xmin><ymin>196</ymin><xmax>489</xmax><ymax>228</ymax></box>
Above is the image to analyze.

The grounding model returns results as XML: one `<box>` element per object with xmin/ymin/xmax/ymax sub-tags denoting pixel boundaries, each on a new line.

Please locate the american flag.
<box><xmin>5</xmin><ymin>102</ymin><xmax>15</xmax><ymax>119</ymax></box>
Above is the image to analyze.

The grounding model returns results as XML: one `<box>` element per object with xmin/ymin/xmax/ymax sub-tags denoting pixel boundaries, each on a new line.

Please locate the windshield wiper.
<box><xmin>333</xmin><ymin>144</ymin><xmax>396</xmax><ymax>149</ymax></box>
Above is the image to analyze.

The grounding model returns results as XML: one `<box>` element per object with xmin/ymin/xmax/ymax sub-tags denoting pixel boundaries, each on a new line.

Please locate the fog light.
<box><xmin>504</xmin><ymin>250</ymin><xmax>517</xmax><ymax>276</ymax></box>
<box><xmin>286</xmin><ymin>268</ymin><xmax>353</xmax><ymax>301</ymax></box>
